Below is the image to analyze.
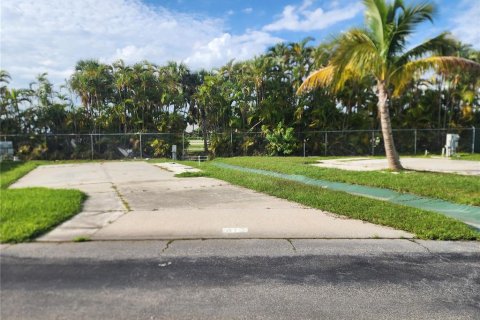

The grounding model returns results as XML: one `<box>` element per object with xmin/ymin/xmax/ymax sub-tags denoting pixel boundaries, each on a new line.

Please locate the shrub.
<box><xmin>262</xmin><ymin>122</ymin><xmax>298</xmax><ymax>156</ymax></box>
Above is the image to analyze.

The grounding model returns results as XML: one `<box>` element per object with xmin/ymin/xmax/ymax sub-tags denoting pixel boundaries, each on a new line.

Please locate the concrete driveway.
<box><xmin>313</xmin><ymin>157</ymin><xmax>480</xmax><ymax>175</ymax></box>
<box><xmin>11</xmin><ymin>162</ymin><xmax>412</xmax><ymax>241</ymax></box>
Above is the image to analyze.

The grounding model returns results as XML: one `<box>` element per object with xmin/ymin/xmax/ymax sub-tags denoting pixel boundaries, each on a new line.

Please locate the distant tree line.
<box><xmin>1</xmin><ymin>37</ymin><xmax>479</xmax><ymax>158</ymax></box>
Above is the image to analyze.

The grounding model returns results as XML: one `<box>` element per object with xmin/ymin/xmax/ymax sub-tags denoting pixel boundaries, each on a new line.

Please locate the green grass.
<box><xmin>187</xmin><ymin>139</ymin><xmax>206</xmax><ymax>152</ymax></box>
<box><xmin>174</xmin><ymin>171</ymin><xmax>209</xmax><ymax>178</ymax></box>
<box><xmin>0</xmin><ymin>161</ymin><xmax>85</xmax><ymax>243</ymax></box>
<box><xmin>73</xmin><ymin>236</ymin><xmax>91</xmax><ymax>242</ymax></box>
<box><xmin>187</xmin><ymin>160</ymin><xmax>479</xmax><ymax>240</ymax></box>
<box><xmin>0</xmin><ymin>188</ymin><xmax>85</xmax><ymax>243</ymax></box>
<box><xmin>0</xmin><ymin>161</ymin><xmax>44</xmax><ymax>189</ymax></box>
<box><xmin>212</xmin><ymin>157</ymin><xmax>480</xmax><ymax>206</ymax></box>
<box><xmin>452</xmin><ymin>153</ymin><xmax>480</xmax><ymax>161</ymax></box>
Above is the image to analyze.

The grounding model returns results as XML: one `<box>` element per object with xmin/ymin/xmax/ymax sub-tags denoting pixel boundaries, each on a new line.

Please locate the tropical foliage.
<box><xmin>298</xmin><ymin>0</ymin><xmax>480</xmax><ymax>169</ymax></box>
<box><xmin>1</xmin><ymin>0</ymin><xmax>480</xmax><ymax>160</ymax></box>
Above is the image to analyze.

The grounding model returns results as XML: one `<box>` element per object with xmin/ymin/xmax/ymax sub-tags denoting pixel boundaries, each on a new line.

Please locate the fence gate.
<box><xmin>183</xmin><ymin>133</ymin><xmax>208</xmax><ymax>159</ymax></box>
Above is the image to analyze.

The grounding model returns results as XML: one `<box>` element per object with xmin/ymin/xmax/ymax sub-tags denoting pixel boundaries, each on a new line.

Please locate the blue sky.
<box><xmin>2</xmin><ymin>0</ymin><xmax>479</xmax><ymax>88</ymax></box>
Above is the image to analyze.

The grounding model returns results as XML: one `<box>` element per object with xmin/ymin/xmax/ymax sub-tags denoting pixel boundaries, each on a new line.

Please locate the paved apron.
<box><xmin>10</xmin><ymin>162</ymin><xmax>412</xmax><ymax>241</ymax></box>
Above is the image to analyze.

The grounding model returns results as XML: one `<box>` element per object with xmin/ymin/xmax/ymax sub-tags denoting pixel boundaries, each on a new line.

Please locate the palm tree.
<box><xmin>3</xmin><ymin>88</ymin><xmax>32</xmax><ymax>133</ymax></box>
<box><xmin>70</xmin><ymin>60</ymin><xmax>113</xmax><ymax>131</ymax></box>
<box><xmin>298</xmin><ymin>0</ymin><xmax>480</xmax><ymax>170</ymax></box>
<box><xmin>0</xmin><ymin>70</ymin><xmax>11</xmax><ymax>97</ymax></box>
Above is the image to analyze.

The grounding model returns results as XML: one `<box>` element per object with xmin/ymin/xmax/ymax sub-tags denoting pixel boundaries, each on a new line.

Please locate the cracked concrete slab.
<box><xmin>12</xmin><ymin>161</ymin><xmax>413</xmax><ymax>241</ymax></box>
<box><xmin>10</xmin><ymin>163</ymin><xmax>130</xmax><ymax>242</ymax></box>
<box><xmin>92</xmin><ymin>208</ymin><xmax>411</xmax><ymax>240</ymax></box>
<box><xmin>2</xmin><ymin>239</ymin><xmax>478</xmax><ymax>260</ymax></box>
<box><xmin>57</xmin><ymin>211</ymin><xmax>125</xmax><ymax>229</ymax></box>
<box><xmin>82</xmin><ymin>191</ymin><xmax>125</xmax><ymax>211</ymax></box>
<box><xmin>413</xmin><ymin>240</ymin><xmax>480</xmax><ymax>253</ymax></box>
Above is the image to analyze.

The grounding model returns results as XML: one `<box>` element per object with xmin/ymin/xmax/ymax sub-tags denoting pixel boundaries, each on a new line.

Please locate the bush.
<box><xmin>209</xmin><ymin>133</ymin><xmax>231</xmax><ymax>157</ymax></box>
<box><xmin>262</xmin><ymin>122</ymin><xmax>298</xmax><ymax>156</ymax></box>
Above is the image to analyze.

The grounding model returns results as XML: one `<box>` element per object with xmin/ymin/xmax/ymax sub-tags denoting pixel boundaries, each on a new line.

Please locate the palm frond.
<box><xmin>298</xmin><ymin>29</ymin><xmax>381</xmax><ymax>94</ymax></box>
<box><xmin>394</xmin><ymin>32</ymin><xmax>458</xmax><ymax>67</ymax></box>
<box><xmin>363</xmin><ymin>0</ymin><xmax>387</xmax><ymax>48</ymax></box>
<box><xmin>331</xmin><ymin>29</ymin><xmax>381</xmax><ymax>78</ymax></box>
<box><xmin>296</xmin><ymin>65</ymin><xmax>335</xmax><ymax>94</ymax></box>
<box><xmin>386</xmin><ymin>0</ymin><xmax>405</xmax><ymax>22</ymax></box>
<box><xmin>387</xmin><ymin>1</ymin><xmax>435</xmax><ymax>58</ymax></box>
<box><xmin>391</xmin><ymin>56</ymin><xmax>480</xmax><ymax>96</ymax></box>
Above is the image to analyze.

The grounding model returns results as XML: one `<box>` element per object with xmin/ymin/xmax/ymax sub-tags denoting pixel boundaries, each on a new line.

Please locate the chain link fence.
<box><xmin>1</xmin><ymin>127</ymin><xmax>477</xmax><ymax>160</ymax></box>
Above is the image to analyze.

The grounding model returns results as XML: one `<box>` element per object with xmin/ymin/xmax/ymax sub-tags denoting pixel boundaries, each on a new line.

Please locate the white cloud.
<box><xmin>264</xmin><ymin>0</ymin><xmax>362</xmax><ymax>32</ymax></box>
<box><xmin>0</xmin><ymin>0</ymin><xmax>279</xmax><ymax>88</ymax></box>
<box><xmin>185</xmin><ymin>31</ymin><xmax>282</xmax><ymax>68</ymax></box>
<box><xmin>450</xmin><ymin>0</ymin><xmax>480</xmax><ymax>48</ymax></box>
<box><xmin>242</xmin><ymin>8</ymin><xmax>253</xmax><ymax>14</ymax></box>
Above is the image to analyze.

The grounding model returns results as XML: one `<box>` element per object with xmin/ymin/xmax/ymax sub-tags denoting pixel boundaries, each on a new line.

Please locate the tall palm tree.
<box><xmin>298</xmin><ymin>0</ymin><xmax>480</xmax><ymax>170</ymax></box>
<box><xmin>0</xmin><ymin>70</ymin><xmax>11</xmax><ymax>97</ymax></box>
<box><xmin>3</xmin><ymin>88</ymin><xmax>32</xmax><ymax>133</ymax></box>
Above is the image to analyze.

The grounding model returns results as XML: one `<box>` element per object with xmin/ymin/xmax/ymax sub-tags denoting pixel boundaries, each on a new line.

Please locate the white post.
<box><xmin>472</xmin><ymin>126</ymin><xmax>476</xmax><ymax>154</ymax></box>
<box><xmin>371</xmin><ymin>131</ymin><xmax>375</xmax><ymax>156</ymax></box>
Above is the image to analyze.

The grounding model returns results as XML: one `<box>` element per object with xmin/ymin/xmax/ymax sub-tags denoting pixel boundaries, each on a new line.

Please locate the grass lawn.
<box><xmin>187</xmin><ymin>139</ymin><xmax>206</xmax><ymax>152</ymax></box>
<box><xmin>452</xmin><ymin>153</ymin><xmax>480</xmax><ymax>161</ymax></box>
<box><xmin>212</xmin><ymin>157</ymin><xmax>480</xmax><ymax>206</ymax></box>
<box><xmin>186</xmin><ymin>159</ymin><xmax>479</xmax><ymax>240</ymax></box>
<box><xmin>0</xmin><ymin>161</ymin><xmax>44</xmax><ymax>189</ymax></box>
<box><xmin>0</xmin><ymin>161</ymin><xmax>85</xmax><ymax>243</ymax></box>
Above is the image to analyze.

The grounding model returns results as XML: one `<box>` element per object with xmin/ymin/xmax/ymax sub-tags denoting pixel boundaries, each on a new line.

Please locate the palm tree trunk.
<box><xmin>377</xmin><ymin>80</ymin><xmax>403</xmax><ymax>170</ymax></box>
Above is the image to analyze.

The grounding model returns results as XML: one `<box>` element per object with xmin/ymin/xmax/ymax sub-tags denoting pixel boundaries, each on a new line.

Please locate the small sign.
<box><xmin>222</xmin><ymin>227</ymin><xmax>248</xmax><ymax>233</ymax></box>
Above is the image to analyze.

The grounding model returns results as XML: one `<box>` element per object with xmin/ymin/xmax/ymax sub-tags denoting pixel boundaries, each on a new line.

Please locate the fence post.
<box><xmin>371</xmin><ymin>131</ymin><xmax>375</xmax><ymax>156</ymax></box>
<box><xmin>139</xmin><ymin>133</ymin><xmax>143</xmax><ymax>159</ymax></box>
<box><xmin>472</xmin><ymin>126</ymin><xmax>476</xmax><ymax>154</ymax></box>
<box><xmin>230</xmin><ymin>130</ymin><xmax>233</xmax><ymax>157</ymax></box>
<box><xmin>324</xmin><ymin>132</ymin><xmax>328</xmax><ymax>156</ymax></box>
<box><xmin>182</xmin><ymin>132</ymin><xmax>185</xmax><ymax>159</ymax></box>
<box><xmin>414</xmin><ymin>129</ymin><xmax>417</xmax><ymax>155</ymax></box>
<box><xmin>90</xmin><ymin>134</ymin><xmax>94</xmax><ymax>160</ymax></box>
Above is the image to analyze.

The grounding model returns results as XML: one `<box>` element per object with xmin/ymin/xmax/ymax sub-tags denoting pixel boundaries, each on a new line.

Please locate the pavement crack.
<box><xmin>408</xmin><ymin>239</ymin><xmax>452</xmax><ymax>262</ymax></box>
<box><xmin>111</xmin><ymin>184</ymin><xmax>131</xmax><ymax>212</ymax></box>
<box><xmin>408</xmin><ymin>239</ymin><xmax>431</xmax><ymax>253</ymax></box>
<box><xmin>161</xmin><ymin>240</ymin><xmax>174</xmax><ymax>253</ymax></box>
<box><xmin>286</xmin><ymin>239</ymin><xmax>297</xmax><ymax>253</ymax></box>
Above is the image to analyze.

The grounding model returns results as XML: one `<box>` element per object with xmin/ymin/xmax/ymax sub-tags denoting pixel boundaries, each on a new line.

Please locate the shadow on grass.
<box><xmin>0</xmin><ymin>161</ymin><xmax>25</xmax><ymax>174</ymax></box>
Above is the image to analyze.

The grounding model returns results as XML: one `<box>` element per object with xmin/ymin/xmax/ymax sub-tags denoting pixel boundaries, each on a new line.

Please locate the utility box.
<box><xmin>445</xmin><ymin>134</ymin><xmax>460</xmax><ymax>157</ymax></box>
<box><xmin>171</xmin><ymin>145</ymin><xmax>177</xmax><ymax>161</ymax></box>
<box><xmin>0</xmin><ymin>141</ymin><xmax>14</xmax><ymax>160</ymax></box>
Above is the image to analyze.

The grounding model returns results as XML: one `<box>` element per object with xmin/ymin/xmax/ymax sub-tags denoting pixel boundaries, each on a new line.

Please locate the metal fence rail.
<box><xmin>1</xmin><ymin>127</ymin><xmax>477</xmax><ymax>160</ymax></box>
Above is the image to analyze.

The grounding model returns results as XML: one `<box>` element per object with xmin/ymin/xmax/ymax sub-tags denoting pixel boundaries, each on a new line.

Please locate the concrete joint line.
<box><xmin>111</xmin><ymin>184</ymin><xmax>131</xmax><ymax>212</ymax></box>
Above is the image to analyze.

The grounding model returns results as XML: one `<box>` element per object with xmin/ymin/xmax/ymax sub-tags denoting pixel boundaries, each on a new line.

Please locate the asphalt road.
<box><xmin>1</xmin><ymin>240</ymin><xmax>479</xmax><ymax>320</ymax></box>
